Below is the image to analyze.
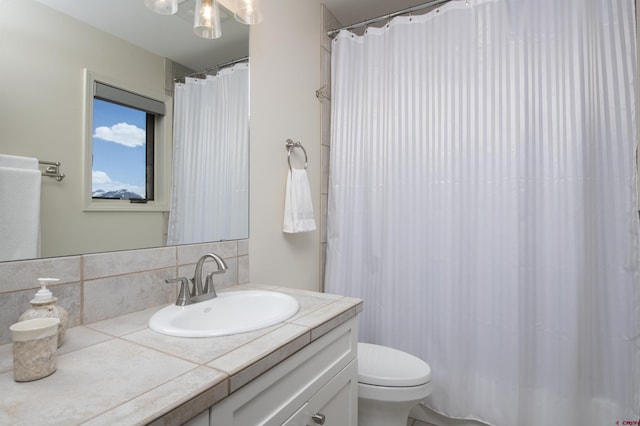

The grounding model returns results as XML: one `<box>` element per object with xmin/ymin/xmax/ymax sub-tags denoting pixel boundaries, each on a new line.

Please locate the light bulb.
<box><xmin>194</xmin><ymin>0</ymin><xmax>222</xmax><ymax>39</ymax></box>
<box><xmin>144</xmin><ymin>0</ymin><xmax>177</xmax><ymax>15</ymax></box>
<box><xmin>234</xmin><ymin>0</ymin><xmax>263</xmax><ymax>25</ymax></box>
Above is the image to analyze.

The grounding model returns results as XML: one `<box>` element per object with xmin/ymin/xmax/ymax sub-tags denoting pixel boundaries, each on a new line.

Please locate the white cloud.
<box><xmin>92</xmin><ymin>170</ymin><xmax>112</xmax><ymax>185</ymax></box>
<box><xmin>93</xmin><ymin>122</ymin><xmax>145</xmax><ymax>148</ymax></box>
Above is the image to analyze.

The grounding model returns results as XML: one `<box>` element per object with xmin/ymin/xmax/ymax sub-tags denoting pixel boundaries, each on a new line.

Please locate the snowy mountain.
<box><xmin>92</xmin><ymin>189</ymin><xmax>144</xmax><ymax>199</ymax></box>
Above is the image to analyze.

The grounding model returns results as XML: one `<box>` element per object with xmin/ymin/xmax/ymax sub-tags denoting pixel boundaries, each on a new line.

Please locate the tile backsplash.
<box><xmin>0</xmin><ymin>240</ymin><xmax>249</xmax><ymax>345</ymax></box>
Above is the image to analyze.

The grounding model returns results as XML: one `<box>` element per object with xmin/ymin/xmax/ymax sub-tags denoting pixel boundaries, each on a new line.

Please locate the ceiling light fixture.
<box><xmin>234</xmin><ymin>0</ymin><xmax>263</xmax><ymax>25</ymax></box>
<box><xmin>145</xmin><ymin>0</ymin><xmax>261</xmax><ymax>40</ymax></box>
<box><xmin>144</xmin><ymin>0</ymin><xmax>178</xmax><ymax>15</ymax></box>
<box><xmin>194</xmin><ymin>0</ymin><xmax>222</xmax><ymax>39</ymax></box>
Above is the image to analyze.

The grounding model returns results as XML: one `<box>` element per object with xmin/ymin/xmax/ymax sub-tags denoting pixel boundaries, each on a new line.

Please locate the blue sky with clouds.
<box><xmin>92</xmin><ymin>99</ymin><xmax>147</xmax><ymax>197</ymax></box>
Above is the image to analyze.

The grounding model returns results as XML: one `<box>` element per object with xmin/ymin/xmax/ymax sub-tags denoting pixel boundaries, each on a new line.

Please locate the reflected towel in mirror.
<box><xmin>0</xmin><ymin>154</ymin><xmax>41</xmax><ymax>261</ymax></box>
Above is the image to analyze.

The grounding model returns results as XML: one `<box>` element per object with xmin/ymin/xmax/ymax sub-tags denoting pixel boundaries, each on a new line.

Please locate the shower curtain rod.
<box><xmin>174</xmin><ymin>56</ymin><xmax>249</xmax><ymax>82</ymax></box>
<box><xmin>327</xmin><ymin>0</ymin><xmax>454</xmax><ymax>37</ymax></box>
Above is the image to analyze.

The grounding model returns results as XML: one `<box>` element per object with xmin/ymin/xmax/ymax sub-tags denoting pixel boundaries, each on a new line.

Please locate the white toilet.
<box><xmin>357</xmin><ymin>342</ymin><xmax>432</xmax><ymax>426</ymax></box>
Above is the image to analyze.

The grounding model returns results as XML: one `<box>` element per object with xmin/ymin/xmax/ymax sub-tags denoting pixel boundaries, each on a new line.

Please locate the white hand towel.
<box><xmin>0</xmin><ymin>165</ymin><xmax>42</xmax><ymax>261</ymax></box>
<box><xmin>0</xmin><ymin>153</ymin><xmax>38</xmax><ymax>170</ymax></box>
<box><xmin>283</xmin><ymin>168</ymin><xmax>316</xmax><ymax>233</ymax></box>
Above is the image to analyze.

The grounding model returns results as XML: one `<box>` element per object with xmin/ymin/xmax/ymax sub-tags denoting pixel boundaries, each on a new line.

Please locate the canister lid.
<box><xmin>10</xmin><ymin>318</ymin><xmax>59</xmax><ymax>342</ymax></box>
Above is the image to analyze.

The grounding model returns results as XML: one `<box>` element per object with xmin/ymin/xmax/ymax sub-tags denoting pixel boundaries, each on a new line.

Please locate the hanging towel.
<box><xmin>0</xmin><ymin>153</ymin><xmax>38</xmax><ymax>169</ymax></box>
<box><xmin>283</xmin><ymin>168</ymin><xmax>316</xmax><ymax>233</ymax></box>
<box><xmin>0</xmin><ymin>154</ymin><xmax>41</xmax><ymax>261</ymax></box>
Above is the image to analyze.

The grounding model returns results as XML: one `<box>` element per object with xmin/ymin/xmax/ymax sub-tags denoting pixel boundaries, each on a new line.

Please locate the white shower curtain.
<box><xmin>168</xmin><ymin>63</ymin><xmax>249</xmax><ymax>245</ymax></box>
<box><xmin>325</xmin><ymin>1</ymin><xmax>639</xmax><ymax>425</ymax></box>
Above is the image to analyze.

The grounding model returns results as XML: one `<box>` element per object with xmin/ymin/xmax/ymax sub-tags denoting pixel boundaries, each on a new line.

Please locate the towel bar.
<box><xmin>285</xmin><ymin>139</ymin><xmax>308</xmax><ymax>171</ymax></box>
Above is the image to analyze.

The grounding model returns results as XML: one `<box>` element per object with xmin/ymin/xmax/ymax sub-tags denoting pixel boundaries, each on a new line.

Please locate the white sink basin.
<box><xmin>148</xmin><ymin>290</ymin><xmax>299</xmax><ymax>338</ymax></box>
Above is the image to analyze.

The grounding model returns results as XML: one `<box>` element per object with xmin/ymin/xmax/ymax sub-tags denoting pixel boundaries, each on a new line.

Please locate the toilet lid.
<box><xmin>358</xmin><ymin>342</ymin><xmax>431</xmax><ymax>387</ymax></box>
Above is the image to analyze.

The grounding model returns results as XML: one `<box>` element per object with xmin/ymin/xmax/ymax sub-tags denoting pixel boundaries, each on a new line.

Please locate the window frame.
<box><xmin>82</xmin><ymin>69</ymin><xmax>171</xmax><ymax>212</ymax></box>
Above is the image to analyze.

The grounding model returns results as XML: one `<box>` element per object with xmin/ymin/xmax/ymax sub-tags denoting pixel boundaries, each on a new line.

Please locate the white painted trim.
<box><xmin>82</xmin><ymin>69</ymin><xmax>172</xmax><ymax>212</ymax></box>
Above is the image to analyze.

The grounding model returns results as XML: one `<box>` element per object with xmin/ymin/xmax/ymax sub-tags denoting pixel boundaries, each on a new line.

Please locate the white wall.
<box><xmin>0</xmin><ymin>0</ymin><xmax>167</xmax><ymax>257</ymax></box>
<box><xmin>249</xmin><ymin>0</ymin><xmax>323</xmax><ymax>290</ymax></box>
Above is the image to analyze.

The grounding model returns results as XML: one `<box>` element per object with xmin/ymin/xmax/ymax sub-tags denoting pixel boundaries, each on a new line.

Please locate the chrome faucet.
<box><xmin>165</xmin><ymin>253</ymin><xmax>228</xmax><ymax>306</ymax></box>
<box><xmin>193</xmin><ymin>253</ymin><xmax>227</xmax><ymax>297</ymax></box>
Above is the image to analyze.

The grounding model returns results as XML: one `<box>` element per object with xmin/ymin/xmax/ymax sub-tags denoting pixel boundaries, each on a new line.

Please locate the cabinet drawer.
<box><xmin>283</xmin><ymin>359</ymin><xmax>358</xmax><ymax>426</ymax></box>
<box><xmin>183</xmin><ymin>409</ymin><xmax>209</xmax><ymax>426</ymax></box>
<box><xmin>209</xmin><ymin>318</ymin><xmax>358</xmax><ymax>426</ymax></box>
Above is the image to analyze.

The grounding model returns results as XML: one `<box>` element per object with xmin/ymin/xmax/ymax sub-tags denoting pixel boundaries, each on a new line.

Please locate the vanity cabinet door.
<box><xmin>208</xmin><ymin>319</ymin><xmax>358</xmax><ymax>426</ymax></box>
<box><xmin>282</xmin><ymin>359</ymin><xmax>357</xmax><ymax>426</ymax></box>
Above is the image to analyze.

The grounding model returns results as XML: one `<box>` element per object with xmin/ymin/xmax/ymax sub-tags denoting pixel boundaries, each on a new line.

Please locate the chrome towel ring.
<box><xmin>285</xmin><ymin>139</ymin><xmax>308</xmax><ymax>171</ymax></box>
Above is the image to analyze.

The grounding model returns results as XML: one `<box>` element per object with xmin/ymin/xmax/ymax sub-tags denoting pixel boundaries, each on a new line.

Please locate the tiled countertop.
<box><xmin>0</xmin><ymin>284</ymin><xmax>362</xmax><ymax>426</ymax></box>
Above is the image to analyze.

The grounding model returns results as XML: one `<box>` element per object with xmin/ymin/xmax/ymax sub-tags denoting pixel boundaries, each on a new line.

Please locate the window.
<box><xmin>92</xmin><ymin>99</ymin><xmax>153</xmax><ymax>200</ymax></box>
<box><xmin>83</xmin><ymin>70</ymin><xmax>171</xmax><ymax>212</ymax></box>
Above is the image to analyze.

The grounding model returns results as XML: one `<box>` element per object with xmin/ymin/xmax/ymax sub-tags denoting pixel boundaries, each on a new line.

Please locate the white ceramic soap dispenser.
<box><xmin>18</xmin><ymin>278</ymin><xmax>69</xmax><ymax>348</ymax></box>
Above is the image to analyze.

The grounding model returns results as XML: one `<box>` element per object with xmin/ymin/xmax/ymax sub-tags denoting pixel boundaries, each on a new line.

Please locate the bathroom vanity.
<box><xmin>0</xmin><ymin>285</ymin><xmax>361</xmax><ymax>425</ymax></box>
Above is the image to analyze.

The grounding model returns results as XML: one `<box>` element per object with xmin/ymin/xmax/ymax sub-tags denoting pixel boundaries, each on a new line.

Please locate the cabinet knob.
<box><xmin>311</xmin><ymin>413</ymin><xmax>326</xmax><ymax>425</ymax></box>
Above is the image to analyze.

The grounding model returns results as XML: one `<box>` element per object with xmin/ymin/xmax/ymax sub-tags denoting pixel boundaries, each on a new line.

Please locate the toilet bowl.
<box><xmin>357</xmin><ymin>342</ymin><xmax>432</xmax><ymax>426</ymax></box>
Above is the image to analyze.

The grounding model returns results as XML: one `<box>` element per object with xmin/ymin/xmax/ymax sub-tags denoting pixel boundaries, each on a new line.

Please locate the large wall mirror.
<box><xmin>0</xmin><ymin>0</ymin><xmax>249</xmax><ymax>261</ymax></box>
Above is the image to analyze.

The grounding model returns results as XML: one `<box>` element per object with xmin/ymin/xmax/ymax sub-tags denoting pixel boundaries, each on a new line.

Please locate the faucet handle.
<box><xmin>203</xmin><ymin>272</ymin><xmax>218</xmax><ymax>298</ymax></box>
<box><xmin>166</xmin><ymin>277</ymin><xmax>190</xmax><ymax>306</ymax></box>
